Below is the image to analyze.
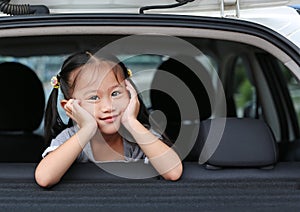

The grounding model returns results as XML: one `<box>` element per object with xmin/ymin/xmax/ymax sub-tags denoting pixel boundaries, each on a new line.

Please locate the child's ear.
<box><xmin>60</xmin><ymin>100</ymin><xmax>68</xmax><ymax>109</ymax></box>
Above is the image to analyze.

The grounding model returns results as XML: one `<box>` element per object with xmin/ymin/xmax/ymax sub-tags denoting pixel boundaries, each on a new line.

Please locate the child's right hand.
<box><xmin>63</xmin><ymin>99</ymin><xmax>98</xmax><ymax>137</ymax></box>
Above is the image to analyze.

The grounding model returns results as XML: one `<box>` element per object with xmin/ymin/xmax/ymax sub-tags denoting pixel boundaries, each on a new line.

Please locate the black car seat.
<box><xmin>150</xmin><ymin>55</ymin><xmax>213</xmax><ymax>143</ymax></box>
<box><xmin>190</xmin><ymin>117</ymin><xmax>278</xmax><ymax>168</ymax></box>
<box><xmin>0</xmin><ymin>62</ymin><xmax>45</xmax><ymax>162</ymax></box>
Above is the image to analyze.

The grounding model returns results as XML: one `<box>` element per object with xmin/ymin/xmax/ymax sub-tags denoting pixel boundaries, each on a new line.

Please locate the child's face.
<box><xmin>71</xmin><ymin>66</ymin><xmax>130</xmax><ymax>135</ymax></box>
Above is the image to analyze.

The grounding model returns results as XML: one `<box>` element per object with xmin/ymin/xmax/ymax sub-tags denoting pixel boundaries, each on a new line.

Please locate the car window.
<box><xmin>232</xmin><ymin>56</ymin><xmax>257</xmax><ymax>118</ymax></box>
<box><xmin>0</xmin><ymin>34</ymin><xmax>298</xmax><ymax>144</ymax></box>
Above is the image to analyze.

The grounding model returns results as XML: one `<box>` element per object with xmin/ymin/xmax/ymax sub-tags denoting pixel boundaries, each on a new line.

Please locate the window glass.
<box><xmin>232</xmin><ymin>57</ymin><xmax>256</xmax><ymax>117</ymax></box>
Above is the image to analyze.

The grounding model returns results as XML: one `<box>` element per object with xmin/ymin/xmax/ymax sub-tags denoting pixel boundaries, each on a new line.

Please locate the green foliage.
<box><xmin>236</xmin><ymin>80</ymin><xmax>253</xmax><ymax>108</ymax></box>
<box><xmin>233</xmin><ymin>58</ymin><xmax>254</xmax><ymax>110</ymax></box>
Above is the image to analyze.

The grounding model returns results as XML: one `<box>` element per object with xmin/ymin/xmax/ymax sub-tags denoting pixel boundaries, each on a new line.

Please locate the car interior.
<box><xmin>0</xmin><ymin>26</ymin><xmax>300</xmax><ymax>183</ymax></box>
<box><xmin>0</xmin><ymin>61</ymin><xmax>45</xmax><ymax>162</ymax></box>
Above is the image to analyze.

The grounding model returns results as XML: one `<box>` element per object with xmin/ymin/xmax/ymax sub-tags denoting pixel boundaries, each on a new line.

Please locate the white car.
<box><xmin>0</xmin><ymin>0</ymin><xmax>300</xmax><ymax>210</ymax></box>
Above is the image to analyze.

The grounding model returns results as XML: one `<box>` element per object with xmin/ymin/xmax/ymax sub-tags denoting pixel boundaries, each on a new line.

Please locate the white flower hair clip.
<box><xmin>50</xmin><ymin>76</ymin><xmax>60</xmax><ymax>89</ymax></box>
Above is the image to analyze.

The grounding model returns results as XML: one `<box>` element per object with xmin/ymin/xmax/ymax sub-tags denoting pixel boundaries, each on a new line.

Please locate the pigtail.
<box><xmin>44</xmin><ymin>76</ymin><xmax>68</xmax><ymax>147</ymax></box>
<box><xmin>44</xmin><ymin>88</ymin><xmax>58</xmax><ymax>147</ymax></box>
<box><xmin>44</xmin><ymin>51</ymin><xmax>91</xmax><ymax>147</ymax></box>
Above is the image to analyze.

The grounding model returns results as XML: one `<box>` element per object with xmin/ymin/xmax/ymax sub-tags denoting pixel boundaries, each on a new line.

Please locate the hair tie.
<box><xmin>127</xmin><ymin>69</ymin><xmax>132</xmax><ymax>77</ymax></box>
<box><xmin>50</xmin><ymin>76</ymin><xmax>60</xmax><ymax>89</ymax></box>
<box><xmin>85</xmin><ymin>51</ymin><xmax>93</xmax><ymax>57</ymax></box>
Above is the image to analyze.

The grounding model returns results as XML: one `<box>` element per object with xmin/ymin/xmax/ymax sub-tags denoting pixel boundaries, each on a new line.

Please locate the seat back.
<box><xmin>190</xmin><ymin>118</ymin><xmax>278</xmax><ymax>168</ymax></box>
<box><xmin>0</xmin><ymin>62</ymin><xmax>45</xmax><ymax>162</ymax></box>
<box><xmin>150</xmin><ymin>56</ymin><xmax>212</xmax><ymax>142</ymax></box>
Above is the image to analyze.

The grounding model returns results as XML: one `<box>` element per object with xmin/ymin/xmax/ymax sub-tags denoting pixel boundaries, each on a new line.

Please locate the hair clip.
<box><xmin>51</xmin><ymin>76</ymin><xmax>60</xmax><ymax>89</ymax></box>
<box><xmin>127</xmin><ymin>69</ymin><xmax>132</xmax><ymax>77</ymax></box>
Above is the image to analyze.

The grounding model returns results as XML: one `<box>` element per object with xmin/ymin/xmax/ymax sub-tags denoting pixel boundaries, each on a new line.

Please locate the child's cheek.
<box><xmin>80</xmin><ymin>102</ymin><xmax>96</xmax><ymax>116</ymax></box>
<box><xmin>115</xmin><ymin>97</ymin><xmax>130</xmax><ymax>112</ymax></box>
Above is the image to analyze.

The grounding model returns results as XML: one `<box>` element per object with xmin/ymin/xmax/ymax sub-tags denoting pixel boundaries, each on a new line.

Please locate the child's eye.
<box><xmin>112</xmin><ymin>91</ymin><xmax>121</xmax><ymax>97</ymax></box>
<box><xmin>89</xmin><ymin>95</ymin><xmax>100</xmax><ymax>101</ymax></box>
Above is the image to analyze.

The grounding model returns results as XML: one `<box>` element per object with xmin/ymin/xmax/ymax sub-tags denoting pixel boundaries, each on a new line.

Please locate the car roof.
<box><xmin>1</xmin><ymin>0</ymin><xmax>300</xmax><ymax>48</ymax></box>
<box><xmin>7</xmin><ymin>0</ymin><xmax>300</xmax><ymax>13</ymax></box>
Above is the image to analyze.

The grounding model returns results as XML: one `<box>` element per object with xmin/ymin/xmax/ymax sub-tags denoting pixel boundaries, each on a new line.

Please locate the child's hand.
<box><xmin>121</xmin><ymin>80</ymin><xmax>140</xmax><ymax>126</ymax></box>
<box><xmin>64</xmin><ymin>99</ymin><xmax>98</xmax><ymax>135</ymax></box>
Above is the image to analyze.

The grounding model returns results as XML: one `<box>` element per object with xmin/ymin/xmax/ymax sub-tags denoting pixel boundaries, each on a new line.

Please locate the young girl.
<box><xmin>35</xmin><ymin>50</ymin><xmax>183</xmax><ymax>188</ymax></box>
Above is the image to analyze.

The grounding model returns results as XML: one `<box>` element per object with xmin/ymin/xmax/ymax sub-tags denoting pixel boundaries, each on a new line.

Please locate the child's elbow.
<box><xmin>35</xmin><ymin>169</ymin><xmax>57</xmax><ymax>188</ymax></box>
<box><xmin>163</xmin><ymin>163</ymin><xmax>183</xmax><ymax>181</ymax></box>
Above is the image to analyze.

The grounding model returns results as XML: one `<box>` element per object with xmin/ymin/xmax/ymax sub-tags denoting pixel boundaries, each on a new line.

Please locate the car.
<box><xmin>291</xmin><ymin>4</ymin><xmax>300</xmax><ymax>13</ymax></box>
<box><xmin>1</xmin><ymin>0</ymin><xmax>300</xmax><ymax>211</ymax></box>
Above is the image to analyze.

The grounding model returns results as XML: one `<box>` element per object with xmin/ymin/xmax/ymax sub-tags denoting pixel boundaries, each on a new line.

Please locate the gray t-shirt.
<box><xmin>42</xmin><ymin>126</ymin><xmax>160</xmax><ymax>164</ymax></box>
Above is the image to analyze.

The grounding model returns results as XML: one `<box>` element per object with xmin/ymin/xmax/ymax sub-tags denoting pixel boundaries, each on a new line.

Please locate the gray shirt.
<box><xmin>42</xmin><ymin>126</ymin><xmax>160</xmax><ymax>164</ymax></box>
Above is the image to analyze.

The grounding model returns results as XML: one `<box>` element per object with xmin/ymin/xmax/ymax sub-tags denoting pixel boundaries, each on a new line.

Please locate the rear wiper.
<box><xmin>0</xmin><ymin>0</ymin><xmax>49</xmax><ymax>15</ymax></box>
<box><xmin>139</xmin><ymin>0</ymin><xmax>195</xmax><ymax>14</ymax></box>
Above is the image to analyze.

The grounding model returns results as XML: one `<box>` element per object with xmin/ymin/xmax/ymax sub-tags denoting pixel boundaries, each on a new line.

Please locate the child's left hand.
<box><xmin>121</xmin><ymin>79</ymin><xmax>140</xmax><ymax>126</ymax></box>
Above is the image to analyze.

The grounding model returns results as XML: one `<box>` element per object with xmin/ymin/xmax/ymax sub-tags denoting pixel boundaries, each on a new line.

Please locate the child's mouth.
<box><xmin>100</xmin><ymin>115</ymin><xmax>118</xmax><ymax>123</ymax></box>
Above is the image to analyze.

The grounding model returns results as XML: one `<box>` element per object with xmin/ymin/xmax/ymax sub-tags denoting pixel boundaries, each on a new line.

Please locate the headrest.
<box><xmin>198</xmin><ymin>118</ymin><xmax>278</xmax><ymax>168</ymax></box>
<box><xmin>0</xmin><ymin>62</ymin><xmax>45</xmax><ymax>131</ymax></box>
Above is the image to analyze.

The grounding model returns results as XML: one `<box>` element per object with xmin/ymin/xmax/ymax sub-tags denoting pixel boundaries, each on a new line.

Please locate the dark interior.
<box><xmin>0</xmin><ymin>34</ymin><xmax>298</xmax><ymax>162</ymax></box>
<box><xmin>0</xmin><ymin>33</ymin><xmax>300</xmax><ymax>210</ymax></box>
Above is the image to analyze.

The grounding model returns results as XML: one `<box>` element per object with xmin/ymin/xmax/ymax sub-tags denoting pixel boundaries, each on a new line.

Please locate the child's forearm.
<box><xmin>123</xmin><ymin>119</ymin><xmax>183</xmax><ymax>181</ymax></box>
<box><xmin>35</xmin><ymin>127</ymin><xmax>93</xmax><ymax>188</ymax></box>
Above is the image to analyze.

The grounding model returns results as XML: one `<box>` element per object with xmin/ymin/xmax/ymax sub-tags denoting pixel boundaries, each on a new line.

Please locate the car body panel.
<box><xmin>1</xmin><ymin>1</ymin><xmax>300</xmax><ymax>210</ymax></box>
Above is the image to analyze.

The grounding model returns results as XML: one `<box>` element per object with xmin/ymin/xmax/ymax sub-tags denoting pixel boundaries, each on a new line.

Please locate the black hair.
<box><xmin>44</xmin><ymin>50</ymin><xmax>171</xmax><ymax>148</ymax></box>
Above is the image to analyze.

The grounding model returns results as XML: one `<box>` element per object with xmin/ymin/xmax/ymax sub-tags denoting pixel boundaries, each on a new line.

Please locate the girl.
<box><xmin>35</xmin><ymin>50</ymin><xmax>183</xmax><ymax>188</ymax></box>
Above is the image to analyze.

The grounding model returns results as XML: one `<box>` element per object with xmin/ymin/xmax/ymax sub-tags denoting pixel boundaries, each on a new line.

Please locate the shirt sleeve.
<box><xmin>41</xmin><ymin>127</ymin><xmax>76</xmax><ymax>158</ymax></box>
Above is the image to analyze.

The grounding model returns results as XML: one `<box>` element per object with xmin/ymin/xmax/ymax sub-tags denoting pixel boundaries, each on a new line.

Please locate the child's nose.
<box><xmin>99</xmin><ymin>97</ymin><xmax>114</xmax><ymax>113</ymax></box>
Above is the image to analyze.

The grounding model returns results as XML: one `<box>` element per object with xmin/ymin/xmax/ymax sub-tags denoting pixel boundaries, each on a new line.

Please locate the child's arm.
<box><xmin>122</xmin><ymin>80</ymin><xmax>183</xmax><ymax>181</ymax></box>
<box><xmin>124</xmin><ymin>120</ymin><xmax>183</xmax><ymax>181</ymax></box>
<box><xmin>35</xmin><ymin>100</ymin><xmax>97</xmax><ymax>188</ymax></box>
